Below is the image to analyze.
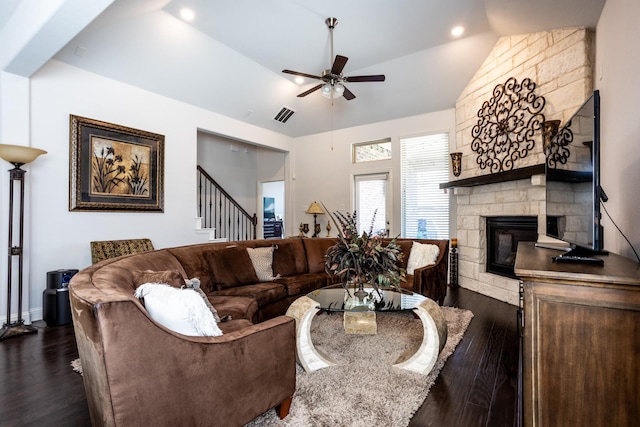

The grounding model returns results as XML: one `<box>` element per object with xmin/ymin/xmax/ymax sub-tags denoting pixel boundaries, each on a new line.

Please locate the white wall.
<box><xmin>595</xmin><ymin>0</ymin><xmax>640</xmax><ymax>260</ymax></box>
<box><xmin>197</xmin><ymin>131</ymin><xmax>259</xmax><ymax>214</ymax></box>
<box><xmin>291</xmin><ymin>110</ymin><xmax>456</xmax><ymax>237</ymax></box>
<box><xmin>6</xmin><ymin>59</ymin><xmax>292</xmax><ymax>321</ymax></box>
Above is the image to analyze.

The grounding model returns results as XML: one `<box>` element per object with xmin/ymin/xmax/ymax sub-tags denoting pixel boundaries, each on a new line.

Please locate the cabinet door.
<box><xmin>523</xmin><ymin>281</ymin><xmax>640</xmax><ymax>427</ymax></box>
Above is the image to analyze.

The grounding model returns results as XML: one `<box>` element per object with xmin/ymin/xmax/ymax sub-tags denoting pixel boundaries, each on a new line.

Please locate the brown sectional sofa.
<box><xmin>69</xmin><ymin>237</ymin><xmax>448</xmax><ymax>426</ymax></box>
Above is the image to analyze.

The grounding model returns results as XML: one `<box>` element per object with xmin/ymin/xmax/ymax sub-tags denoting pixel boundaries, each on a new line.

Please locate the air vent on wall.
<box><xmin>274</xmin><ymin>106</ymin><xmax>295</xmax><ymax>124</ymax></box>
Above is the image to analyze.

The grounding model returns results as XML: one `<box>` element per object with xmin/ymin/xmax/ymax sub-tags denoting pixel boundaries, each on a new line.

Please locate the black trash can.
<box><xmin>43</xmin><ymin>269</ymin><xmax>78</xmax><ymax>326</ymax></box>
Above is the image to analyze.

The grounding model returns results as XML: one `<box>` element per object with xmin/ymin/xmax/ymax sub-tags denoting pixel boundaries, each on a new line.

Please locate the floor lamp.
<box><xmin>0</xmin><ymin>144</ymin><xmax>47</xmax><ymax>341</ymax></box>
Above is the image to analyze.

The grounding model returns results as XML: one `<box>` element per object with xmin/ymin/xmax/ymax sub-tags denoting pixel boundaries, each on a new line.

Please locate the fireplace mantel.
<box><xmin>440</xmin><ymin>164</ymin><xmax>545</xmax><ymax>189</ymax></box>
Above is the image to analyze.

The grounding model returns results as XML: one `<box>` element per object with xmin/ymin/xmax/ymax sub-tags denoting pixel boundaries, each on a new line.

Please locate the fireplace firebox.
<box><xmin>486</xmin><ymin>216</ymin><xmax>537</xmax><ymax>278</ymax></box>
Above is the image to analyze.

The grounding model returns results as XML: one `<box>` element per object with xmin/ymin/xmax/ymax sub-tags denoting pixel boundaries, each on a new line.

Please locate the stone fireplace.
<box><xmin>486</xmin><ymin>216</ymin><xmax>538</xmax><ymax>278</ymax></box>
<box><xmin>450</xmin><ymin>175</ymin><xmax>545</xmax><ymax>305</ymax></box>
<box><xmin>448</xmin><ymin>27</ymin><xmax>594</xmax><ymax>305</ymax></box>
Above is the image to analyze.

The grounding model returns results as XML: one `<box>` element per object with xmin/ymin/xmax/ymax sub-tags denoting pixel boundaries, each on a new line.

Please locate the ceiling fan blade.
<box><xmin>297</xmin><ymin>84</ymin><xmax>323</xmax><ymax>97</ymax></box>
<box><xmin>282</xmin><ymin>69</ymin><xmax>322</xmax><ymax>80</ymax></box>
<box><xmin>331</xmin><ymin>55</ymin><xmax>348</xmax><ymax>75</ymax></box>
<box><xmin>343</xmin><ymin>86</ymin><xmax>356</xmax><ymax>100</ymax></box>
<box><xmin>345</xmin><ymin>74</ymin><xmax>386</xmax><ymax>82</ymax></box>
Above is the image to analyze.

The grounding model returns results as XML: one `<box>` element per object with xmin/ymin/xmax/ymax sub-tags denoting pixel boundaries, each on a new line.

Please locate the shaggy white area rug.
<box><xmin>246</xmin><ymin>306</ymin><xmax>473</xmax><ymax>427</ymax></box>
<box><xmin>71</xmin><ymin>306</ymin><xmax>473</xmax><ymax>426</ymax></box>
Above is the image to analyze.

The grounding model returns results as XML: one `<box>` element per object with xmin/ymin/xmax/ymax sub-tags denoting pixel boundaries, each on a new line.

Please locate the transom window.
<box><xmin>352</xmin><ymin>138</ymin><xmax>392</xmax><ymax>163</ymax></box>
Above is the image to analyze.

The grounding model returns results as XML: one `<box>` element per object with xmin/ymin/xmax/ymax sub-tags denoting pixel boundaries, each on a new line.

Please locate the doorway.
<box><xmin>354</xmin><ymin>172</ymin><xmax>390</xmax><ymax>236</ymax></box>
<box><xmin>261</xmin><ymin>181</ymin><xmax>285</xmax><ymax>239</ymax></box>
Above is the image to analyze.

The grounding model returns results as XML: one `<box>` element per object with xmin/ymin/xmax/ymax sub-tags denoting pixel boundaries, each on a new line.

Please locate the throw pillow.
<box><xmin>131</xmin><ymin>270</ymin><xmax>222</xmax><ymax>323</ymax></box>
<box><xmin>184</xmin><ymin>277</ymin><xmax>221</xmax><ymax>322</ymax></box>
<box><xmin>406</xmin><ymin>242</ymin><xmax>440</xmax><ymax>275</ymax></box>
<box><xmin>246</xmin><ymin>246</ymin><xmax>275</xmax><ymax>282</ymax></box>
<box><xmin>134</xmin><ymin>283</ymin><xmax>222</xmax><ymax>337</ymax></box>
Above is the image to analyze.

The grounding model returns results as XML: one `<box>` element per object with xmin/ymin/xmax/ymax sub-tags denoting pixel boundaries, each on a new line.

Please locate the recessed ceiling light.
<box><xmin>180</xmin><ymin>8</ymin><xmax>195</xmax><ymax>22</ymax></box>
<box><xmin>294</xmin><ymin>76</ymin><xmax>304</xmax><ymax>85</ymax></box>
<box><xmin>451</xmin><ymin>26</ymin><xmax>465</xmax><ymax>37</ymax></box>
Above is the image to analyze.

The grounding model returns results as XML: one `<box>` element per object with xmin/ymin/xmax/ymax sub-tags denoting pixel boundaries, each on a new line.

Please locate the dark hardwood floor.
<box><xmin>409</xmin><ymin>287</ymin><xmax>520</xmax><ymax>427</ymax></box>
<box><xmin>0</xmin><ymin>287</ymin><xmax>519</xmax><ymax>427</ymax></box>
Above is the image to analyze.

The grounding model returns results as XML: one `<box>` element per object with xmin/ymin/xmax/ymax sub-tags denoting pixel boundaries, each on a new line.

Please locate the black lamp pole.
<box><xmin>0</xmin><ymin>163</ymin><xmax>37</xmax><ymax>340</ymax></box>
<box><xmin>0</xmin><ymin>144</ymin><xmax>47</xmax><ymax>341</ymax></box>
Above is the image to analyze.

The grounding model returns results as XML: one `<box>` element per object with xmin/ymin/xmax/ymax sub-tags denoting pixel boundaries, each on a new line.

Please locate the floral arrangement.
<box><xmin>324</xmin><ymin>208</ymin><xmax>405</xmax><ymax>296</ymax></box>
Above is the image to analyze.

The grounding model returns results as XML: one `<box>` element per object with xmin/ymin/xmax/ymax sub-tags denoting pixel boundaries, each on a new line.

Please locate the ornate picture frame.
<box><xmin>69</xmin><ymin>115</ymin><xmax>164</xmax><ymax>212</ymax></box>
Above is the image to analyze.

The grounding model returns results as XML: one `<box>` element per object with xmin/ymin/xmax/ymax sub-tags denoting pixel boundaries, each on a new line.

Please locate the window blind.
<box><xmin>354</xmin><ymin>173</ymin><xmax>388</xmax><ymax>235</ymax></box>
<box><xmin>400</xmin><ymin>133</ymin><xmax>449</xmax><ymax>239</ymax></box>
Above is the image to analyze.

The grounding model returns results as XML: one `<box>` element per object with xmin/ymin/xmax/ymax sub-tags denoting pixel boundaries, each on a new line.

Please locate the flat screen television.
<box><xmin>544</xmin><ymin>90</ymin><xmax>605</xmax><ymax>256</ymax></box>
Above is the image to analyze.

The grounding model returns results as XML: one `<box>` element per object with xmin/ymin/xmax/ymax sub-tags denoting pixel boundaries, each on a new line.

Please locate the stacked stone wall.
<box><xmin>452</xmin><ymin>28</ymin><xmax>594</xmax><ymax>305</ymax></box>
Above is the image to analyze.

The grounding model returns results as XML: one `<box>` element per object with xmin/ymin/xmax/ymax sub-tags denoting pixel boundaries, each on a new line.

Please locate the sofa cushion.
<box><xmin>247</xmin><ymin>246</ymin><xmax>275</xmax><ymax>282</ymax></box>
<box><xmin>302</xmin><ymin>238</ymin><xmax>338</xmax><ymax>274</ymax></box>
<box><xmin>274</xmin><ymin>273</ymin><xmax>330</xmax><ymax>296</ymax></box>
<box><xmin>406</xmin><ymin>241</ymin><xmax>440</xmax><ymax>274</ymax></box>
<box><xmin>166</xmin><ymin>243</ymin><xmax>221</xmax><ymax>292</ymax></box>
<box><xmin>210</xmin><ymin>282</ymin><xmax>287</xmax><ymax>307</ymax></box>
<box><xmin>208</xmin><ymin>295</ymin><xmax>258</xmax><ymax>324</ymax></box>
<box><xmin>207</xmin><ymin>245</ymin><xmax>260</xmax><ymax>289</ymax></box>
<box><xmin>132</xmin><ymin>269</ymin><xmax>185</xmax><ymax>288</ymax></box>
<box><xmin>272</xmin><ymin>239</ymin><xmax>308</xmax><ymax>276</ymax></box>
<box><xmin>134</xmin><ymin>283</ymin><xmax>222</xmax><ymax>336</ymax></box>
<box><xmin>400</xmin><ymin>274</ymin><xmax>415</xmax><ymax>292</ymax></box>
<box><xmin>392</xmin><ymin>240</ymin><xmax>413</xmax><ymax>270</ymax></box>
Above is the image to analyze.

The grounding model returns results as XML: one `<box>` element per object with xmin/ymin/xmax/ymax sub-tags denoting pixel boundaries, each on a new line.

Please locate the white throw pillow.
<box><xmin>247</xmin><ymin>246</ymin><xmax>275</xmax><ymax>282</ymax></box>
<box><xmin>134</xmin><ymin>283</ymin><xmax>222</xmax><ymax>336</ymax></box>
<box><xmin>184</xmin><ymin>277</ymin><xmax>221</xmax><ymax>323</ymax></box>
<box><xmin>406</xmin><ymin>242</ymin><xmax>440</xmax><ymax>275</ymax></box>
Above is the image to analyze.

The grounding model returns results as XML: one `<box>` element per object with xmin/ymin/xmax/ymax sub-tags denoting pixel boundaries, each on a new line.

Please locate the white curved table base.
<box><xmin>392</xmin><ymin>298</ymin><xmax>448</xmax><ymax>375</ymax></box>
<box><xmin>286</xmin><ymin>296</ymin><xmax>448</xmax><ymax>375</ymax></box>
<box><xmin>286</xmin><ymin>296</ymin><xmax>336</xmax><ymax>372</ymax></box>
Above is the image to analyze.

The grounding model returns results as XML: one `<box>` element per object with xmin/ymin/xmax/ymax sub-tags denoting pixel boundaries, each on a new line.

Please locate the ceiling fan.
<box><xmin>282</xmin><ymin>17</ymin><xmax>385</xmax><ymax>101</ymax></box>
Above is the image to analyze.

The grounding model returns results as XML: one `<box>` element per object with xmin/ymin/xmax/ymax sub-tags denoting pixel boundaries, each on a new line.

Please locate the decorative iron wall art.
<box><xmin>471</xmin><ymin>77</ymin><xmax>546</xmax><ymax>172</ymax></box>
<box><xmin>544</xmin><ymin>121</ymin><xmax>573</xmax><ymax>168</ymax></box>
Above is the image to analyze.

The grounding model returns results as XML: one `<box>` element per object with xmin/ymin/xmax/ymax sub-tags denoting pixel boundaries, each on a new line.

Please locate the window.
<box><xmin>354</xmin><ymin>173</ymin><xmax>389</xmax><ymax>236</ymax></box>
<box><xmin>400</xmin><ymin>133</ymin><xmax>449</xmax><ymax>239</ymax></box>
<box><xmin>353</xmin><ymin>138</ymin><xmax>392</xmax><ymax>163</ymax></box>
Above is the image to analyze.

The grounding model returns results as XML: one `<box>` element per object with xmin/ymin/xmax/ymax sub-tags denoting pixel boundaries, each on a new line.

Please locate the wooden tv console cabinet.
<box><xmin>515</xmin><ymin>242</ymin><xmax>640</xmax><ymax>427</ymax></box>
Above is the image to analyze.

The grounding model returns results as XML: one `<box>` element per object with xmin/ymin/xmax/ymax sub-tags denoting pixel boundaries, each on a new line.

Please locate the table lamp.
<box><xmin>305</xmin><ymin>201</ymin><xmax>325</xmax><ymax>238</ymax></box>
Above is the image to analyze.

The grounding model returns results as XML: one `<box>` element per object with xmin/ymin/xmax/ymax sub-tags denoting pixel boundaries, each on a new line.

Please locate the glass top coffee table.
<box><xmin>307</xmin><ymin>284</ymin><xmax>427</xmax><ymax>313</ymax></box>
<box><xmin>286</xmin><ymin>284</ymin><xmax>448</xmax><ymax>375</ymax></box>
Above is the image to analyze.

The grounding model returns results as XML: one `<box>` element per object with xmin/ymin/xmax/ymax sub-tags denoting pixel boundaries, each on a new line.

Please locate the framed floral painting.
<box><xmin>69</xmin><ymin>115</ymin><xmax>164</xmax><ymax>212</ymax></box>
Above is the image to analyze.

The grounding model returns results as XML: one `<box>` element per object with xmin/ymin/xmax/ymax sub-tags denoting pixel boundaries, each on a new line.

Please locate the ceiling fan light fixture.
<box><xmin>321</xmin><ymin>84</ymin><xmax>333</xmax><ymax>98</ymax></box>
<box><xmin>282</xmin><ymin>16</ymin><xmax>385</xmax><ymax>101</ymax></box>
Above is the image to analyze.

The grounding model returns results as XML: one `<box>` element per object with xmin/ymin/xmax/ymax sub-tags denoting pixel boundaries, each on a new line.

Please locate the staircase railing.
<box><xmin>197</xmin><ymin>166</ymin><xmax>257</xmax><ymax>241</ymax></box>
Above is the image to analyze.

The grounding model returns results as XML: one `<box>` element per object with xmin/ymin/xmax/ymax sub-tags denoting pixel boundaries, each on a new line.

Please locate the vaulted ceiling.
<box><xmin>4</xmin><ymin>0</ymin><xmax>606</xmax><ymax>137</ymax></box>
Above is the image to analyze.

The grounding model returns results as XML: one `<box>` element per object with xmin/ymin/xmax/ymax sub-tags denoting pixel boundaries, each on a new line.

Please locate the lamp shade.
<box><xmin>0</xmin><ymin>144</ymin><xmax>47</xmax><ymax>166</ymax></box>
<box><xmin>306</xmin><ymin>201</ymin><xmax>325</xmax><ymax>215</ymax></box>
